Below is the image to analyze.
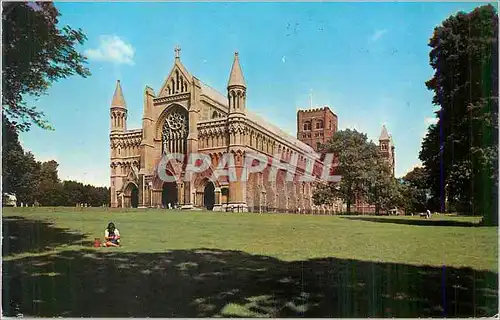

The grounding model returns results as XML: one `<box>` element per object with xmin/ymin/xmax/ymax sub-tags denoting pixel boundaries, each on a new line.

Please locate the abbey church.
<box><xmin>109</xmin><ymin>48</ymin><xmax>395</xmax><ymax>213</ymax></box>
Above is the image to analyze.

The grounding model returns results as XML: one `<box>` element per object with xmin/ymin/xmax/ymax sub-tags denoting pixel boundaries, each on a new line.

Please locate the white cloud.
<box><xmin>424</xmin><ymin>117</ymin><xmax>438</xmax><ymax>126</ymax></box>
<box><xmin>85</xmin><ymin>35</ymin><xmax>135</xmax><ymax>65</ymax></box>
<box><xmin>369</xmin><ymin>29</ymin><xmax>387</xmax><ymax>43</ymax></box>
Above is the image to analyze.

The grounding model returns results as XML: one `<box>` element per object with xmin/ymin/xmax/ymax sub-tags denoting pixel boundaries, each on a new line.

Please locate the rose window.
<box><xmin>162</xmin><ymin>109</ymin><xmax>189</xmax><ymax>154</ymax></box>
<box><xmin>166</xmin><ymin>112</ymin><xmax>187</xmax><ymax>131</ymax></box>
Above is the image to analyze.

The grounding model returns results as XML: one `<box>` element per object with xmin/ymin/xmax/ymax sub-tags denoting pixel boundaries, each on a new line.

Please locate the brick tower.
<box><xmin>297</xmin><ymin>106</ymin><xmax>338</xmax><ymax>152</ymax></box>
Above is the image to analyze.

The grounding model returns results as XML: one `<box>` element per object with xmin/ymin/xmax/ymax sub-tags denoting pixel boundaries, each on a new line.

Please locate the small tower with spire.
<box><xmin>227</xmin><ymin>52</ymin><xmax>246</xmax><ymax>116</ymax></box>
<box><xmin>379</xmin><ymin>125</ymin><xmax>395</xmax><ymax>176</ymax></box>
<box><xmin>226</xmin><ymin>52</ymin><xmax>248</xmax><ymax>211</ymax></box>
<box><xmin>110</xmin><ymin>80</ymin><xmax>127</xmax><ymax>132</ymax></box>
<box><xmin>379</xmin><ymin>125</ymin><xmax>390</xmax><ymax>150</ymax></box>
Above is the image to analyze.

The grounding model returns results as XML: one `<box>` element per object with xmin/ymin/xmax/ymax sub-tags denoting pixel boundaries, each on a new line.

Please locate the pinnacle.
<box><xmin>111</xmin><ymin>80</ymin><xmax>126</xmax><ymax>108</ymax></box>
<box><xmin>379</xmin><ymin>125</ymin><xmax>390</xmax><ymax>141</ymax></box>
<box><xmin>227</xmin><ymin>52</ymin><xmax>246</xmax><ymax>88</ymax></box>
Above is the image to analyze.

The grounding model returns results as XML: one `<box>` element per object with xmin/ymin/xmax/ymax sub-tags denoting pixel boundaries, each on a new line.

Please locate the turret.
<box><xmin>390</xmin><ymin>134</ymin><xmax>395</xmax><ymax>176</ymax></box>
<box><xmin>378</xmin><ymin>125</ymin><xmax>390</xmax><ymax>153</ymax></box>
<box><xmin>110</xmin><ymin>80</ymin><xmax>127</xmax><ymax>132</ymax></box>
<box><xmin>226</xmin><ymin>52</ymin><xmax>248</xmax><ymax>211</ymax></box>
<box><xmin>227</xmin><ymin>52</ymin><xmax>246</xmax><ymax>116</ymax></box>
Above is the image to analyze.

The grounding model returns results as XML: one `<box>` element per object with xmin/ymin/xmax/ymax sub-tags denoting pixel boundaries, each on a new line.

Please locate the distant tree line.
<box><xmin>2</xmin><ymin>116</ymin><xmax>109</xmax><ymax>207</ymax></box>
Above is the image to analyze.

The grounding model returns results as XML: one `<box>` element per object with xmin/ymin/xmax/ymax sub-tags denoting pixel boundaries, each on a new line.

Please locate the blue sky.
<box><xmin>19</xmin><ymin>2</ymin><xmax>493</xmax><ymax>187</ymax></box>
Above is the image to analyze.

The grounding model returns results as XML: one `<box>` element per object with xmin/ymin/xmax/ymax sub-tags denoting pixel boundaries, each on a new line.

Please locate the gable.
<box><xmin>157</xmin><ymin>61</ymin><xmax>192</xmax><ymax>98</ymax></box>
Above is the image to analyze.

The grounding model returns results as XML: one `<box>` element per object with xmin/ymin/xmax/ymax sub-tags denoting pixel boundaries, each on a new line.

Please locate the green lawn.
<box><xmin>2</xmin><ymin>207</ymin><xmax>498</xmax><ymax>317</ymax></box>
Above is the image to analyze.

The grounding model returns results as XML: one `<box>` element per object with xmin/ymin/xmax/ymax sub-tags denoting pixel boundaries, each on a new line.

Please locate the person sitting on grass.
<box><xmin>104</xmin><ymin>222</ymin><xmax>120</xmax><ymax>247</ymax></box>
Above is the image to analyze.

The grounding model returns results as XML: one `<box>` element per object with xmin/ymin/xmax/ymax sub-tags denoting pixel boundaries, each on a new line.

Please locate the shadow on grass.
<box><xmin>2</xmin><ymin>216</ymin><xmax>92</xmax><ymax>256</ymax></box>
<box><xmin>341</xmin><ymin>216</ymin><xmax>480</xmax><ymax>227</ymax></box>
<box><xmin>2</xmin><ymin>217</ymin><xmax>498</xmax><ymax>318</ymax></box>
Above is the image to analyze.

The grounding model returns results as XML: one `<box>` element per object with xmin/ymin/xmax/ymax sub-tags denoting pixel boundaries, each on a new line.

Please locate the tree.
<box><xmin>2</xmin><ymin>116</ymin><xmax>41</xmax><ymax>205</ymax></box>
<box><xmin>366</xmin><ymin>156</ymin><xmax>400</xmax><ymax>215</ymax></box>
<box><xmin>312</xmin><ymin>182</ymin><xmax>339</xmax><ymax>206</ymax></box>
<box><xmin>400</xmin><ymin>167</ymin><xmax>432</xmax><ymax>214</ymax></box>
<box><xmin>420</xmin><ymin>4</ymin><xmax>498</xmax><ymax>225</ymax></box>
<box><xmin>2</xmin><ymin>116</ymin><xmax>24</xmax><ymax>194</ymax></box>
<box><xmin>2</xmin><ymin>2</ymin><xmax>91</xmax><ymax>132</ymax></box>
<box><xmin>314</xmin><ymin>129</ymin><xmax>397</xmax><ymax>213</ymax></box>
<box><xmin>36</xmin><ymin>160</ymin><xmax>62</xmax><ymax>206</ymax></box>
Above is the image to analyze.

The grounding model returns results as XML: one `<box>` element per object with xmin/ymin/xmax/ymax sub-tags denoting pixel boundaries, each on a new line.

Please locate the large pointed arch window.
<box><xmin>162</xmin><ymin>105</ymin><xmax>189</xmax><ymax>154</ymax></box>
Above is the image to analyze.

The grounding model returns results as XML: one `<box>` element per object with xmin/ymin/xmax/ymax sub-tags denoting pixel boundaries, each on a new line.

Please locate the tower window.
<box><xmin>303</xmin><ymin>121</ymin><xmax>312</xmax><ymax>131</ymax></box>
<box><xmin>316</xmin><ymin>120</ymin><xmax>324</xmax><ymax>129</ymax></box>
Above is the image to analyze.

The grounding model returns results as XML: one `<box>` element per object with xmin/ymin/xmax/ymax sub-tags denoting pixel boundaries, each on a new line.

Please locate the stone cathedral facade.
<box><xmin>110</xmin><ymin>49</ymin><xmax>326</xmax><ymax>211</ymax></box>
<box><xmin>109</xmin><ymin>49</ymin><xmax>395</xmax><ymax>213</ymax></box>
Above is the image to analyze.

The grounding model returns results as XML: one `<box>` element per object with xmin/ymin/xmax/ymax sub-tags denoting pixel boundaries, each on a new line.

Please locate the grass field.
<box><xmin>2</xmin><ymin>207</ymin><xmax>498</xmax><ymax>317</ymax></box>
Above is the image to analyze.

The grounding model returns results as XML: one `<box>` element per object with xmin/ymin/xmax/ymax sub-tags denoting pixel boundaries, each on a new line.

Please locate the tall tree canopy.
<box><xmin>2</xmin><ymin>2</ymin><xmax>91</xmax><ymax>132</ymax></box>
<box><xmin>419</xmin><ymin>4</ymin><xmax>498</xmax><ymax>225</ymax></box>
<box><xmin>313</xmin><ymin>129</ymin><xmax>399</xmax><ymax>213</ymax></box>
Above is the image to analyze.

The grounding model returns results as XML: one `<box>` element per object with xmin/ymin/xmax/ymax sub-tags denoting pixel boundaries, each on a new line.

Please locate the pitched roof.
<box><xmin>199</xmin><ymin>81</ymin><xmax>316</xmax><ymax>156</ymax></box>
<box><xmin>111</xmin><ymin>80</ymin><xmax>126</xmax><ymax>108</ymax></box>
<box><xmin>379</xmin><ymin>125</ymin><xmax>390</xmax><ymax>141</ymax></box>
<box><xmin>227</xmin><ymin>52</ymin><xmax>246</xmax><ymax>87</ymax></box>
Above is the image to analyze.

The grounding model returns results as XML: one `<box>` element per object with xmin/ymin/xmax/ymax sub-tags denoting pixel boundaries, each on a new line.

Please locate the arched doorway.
<box><xmin>130</xmin><ymin>185</ymin><xmax>139</xmax><ymax>208</ymax></box>
<box><xmin>162</xmin><ymin>182</ymin><xmax>178</xmax><ymax>208</ymax></box>
<box><xmin>124</xmin><ymin>182</ymin><xmax>139</xmax><ymax>208</ymax></box>
<box><xmin>203</xmin><ymin>181</ymin><xmax>215</xmax><ymax>211</ymax></box>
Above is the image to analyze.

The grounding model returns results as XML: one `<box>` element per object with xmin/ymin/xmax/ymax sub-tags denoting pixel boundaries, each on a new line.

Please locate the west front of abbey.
<box><xmin>109</xmin><ymin>48</ymin><xmax>395</xmax><ymax>213</ymax></box>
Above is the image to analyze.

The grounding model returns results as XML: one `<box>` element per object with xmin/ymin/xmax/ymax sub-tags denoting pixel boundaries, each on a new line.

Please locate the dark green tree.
<box><xmin>36</xmin><ymin>160</ymin><xmax>62</xmax><ymax>206</ymax></box>
<box><xmin>398</xmin><ymin>167</ymin><xmax>433</xmax><ymax>214</ymax></box>
<box><xmin>314</xmin><ymin>129</ymin><xmax>398</xmax><ymax>213</ymax></box>
<box><xmin>2</xmin><ymin>2</ymin><xmax>91</xmax><ymax>132</ymax></box>
<box><xmin>420</xmin><ymin>4</ymin><xmax>498</xmax><ymax>225</ymax></box>
<box><xmin>366</xmin><ymin>156</ymin><xmax>400</xmax><ymax>215</ymax></box>
<box><xmin>2</xmin><ymin>116</ymin><xmax>41</xmax><ymax>205</ymax></box>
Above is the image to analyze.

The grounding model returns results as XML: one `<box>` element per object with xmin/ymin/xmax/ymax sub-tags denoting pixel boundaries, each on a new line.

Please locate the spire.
<box><xmin>379</xmin><ymin>125</ymin><xmax>390</xmax><ymax>141</ymax></box>
<box><xmin>227</xmin><ymin>52</ymin><xmax>246</xmax><ymax>88</ymax></box>
<box><xmin>111</xmin><ymin>80</ymin><xmax>126</xmax><ymax>108</ymax></box>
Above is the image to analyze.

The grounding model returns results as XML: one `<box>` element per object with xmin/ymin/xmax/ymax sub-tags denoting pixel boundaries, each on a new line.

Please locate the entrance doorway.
<box><xmin>130</xmin><ymin>185</ymin><xmax>139</xmax><ymax>208</ymax></box>
<box><xmin>162</xmin><ymin>182</ymin><xmax>178</xmax><ymax>208</ymax></box>
<box><xmin>203</xmin><ymin>182</ymin><xmax>215</xmax><ymax>211</ymax></box>
<box><xmin>124</xmin><ymin>182</ymin><xmax>139</xmax><ymax>208</ymax></box>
